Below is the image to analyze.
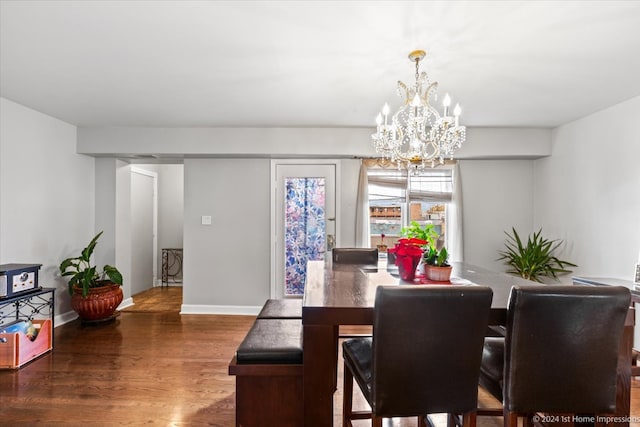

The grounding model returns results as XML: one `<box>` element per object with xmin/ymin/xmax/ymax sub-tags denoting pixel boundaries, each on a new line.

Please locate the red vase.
<box><xmin>396</xmin><ymin>254</ymin><xmax>422</xmax><ymax>281</ymax></box>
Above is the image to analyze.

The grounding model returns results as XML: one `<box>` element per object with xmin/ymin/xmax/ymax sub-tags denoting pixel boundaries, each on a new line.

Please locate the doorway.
<box><xmin>115</xmin><ymin>163</ymin><xmax>184</xmax><ymax>312</ymax></box>
<box><xmin>272</xmin><ymin>161</ymin><xmax>338</xmax><ymax>298</ymax></box>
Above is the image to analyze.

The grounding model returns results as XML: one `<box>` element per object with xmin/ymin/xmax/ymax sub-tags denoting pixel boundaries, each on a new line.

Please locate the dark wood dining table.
<box><xmin>301</xmin><ymin>258</ymin><xmax>633</xmax><ymax>427</ymax></box>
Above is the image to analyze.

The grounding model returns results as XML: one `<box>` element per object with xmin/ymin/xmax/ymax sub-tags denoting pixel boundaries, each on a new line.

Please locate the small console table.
<box><xmin>0</xmin><ymin>287</ymin><xmax>55</xmax><ymax>328</ymax></box>
<box><xmin>161</xmin><ymin>248</ymin><xmax>183</xmax><ymax>286</ymax></box>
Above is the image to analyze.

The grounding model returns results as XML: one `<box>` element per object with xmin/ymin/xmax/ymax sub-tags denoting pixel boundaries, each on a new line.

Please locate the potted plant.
<box><xmin>376</xmin><ymin>233</ymin><xmax>388</xmax><ymax>253</ymax></box>
<box><xmin>388</xmin><ymin>238</ymin><xmax>427</xmax><ymax>281</ymax></box>
<box><xmin>423</xmin><ymin>246</ymin><xmax>453</xmax><ymax>282</ymax></box>
<box><xmin>400</xmin><ymin>221</ymin><xmax>438</xmax><ymax>247</ymax></box>
<box><xmin>497</xmin><ymin>227</ymin><xmax>577</xmax><ymax>283</ymax></box>
<box><xmin>59</xmin><ymin>231</ymin><xmax>123</xmax><ymax>322</ymax></box>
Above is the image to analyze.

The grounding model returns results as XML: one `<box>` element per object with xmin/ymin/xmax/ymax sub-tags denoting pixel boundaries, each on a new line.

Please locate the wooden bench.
<box><xmin>228</xmin><ymin>317</ymin><xmax>303</xmax><ymax>427</ymax></box>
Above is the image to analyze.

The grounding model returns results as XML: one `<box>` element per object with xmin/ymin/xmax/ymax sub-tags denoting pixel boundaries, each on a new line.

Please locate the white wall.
<box><xmin>0</xmin><ymin>98</ymin><xmax>94</xmax><ymax>322</ymax></box>
<box><xmin>95</xmin><ymin>158</ymin><xmax>117</xmax><ymax>269</ymax></box>
<box><xmin>182</xmin><ymin>158</ymin><xmax>271</xmax><ymax>312</ymax></box>
<box><xmin>78</xmin><ymin>126</ymin><xmax>552</xmax><ymax>159</ymax></box>
<box><xmin>181</xmin><ymin>158</ymin><xmax>359</xmax><ymax>313</ymax></box>
<box><xmin>339</xmin><ymin>159</ymin><xmax>360</xmax><ymax>247</ymax></box>
<box><xmin>115</xmin><ymin>160</ymin><xmax>133</xmax><ymax>304</ymax></box>
<box><xmin>535</xmin><ymin>95</ymin><xmax>640</xmax><ymax>281</ymax></box>
<box><xmin>460</xmin><ymin>160</ymin><xmax>535</xmax><ymax>271</ymax></box>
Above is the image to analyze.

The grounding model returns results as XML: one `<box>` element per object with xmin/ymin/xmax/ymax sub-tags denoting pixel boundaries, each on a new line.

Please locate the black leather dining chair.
<box><xmin>342</xmin><ymin>285</ymin><xmax>493</xmax><ymax>427</ymax></box>
<box><xmin>479</xmin><ymin>285</ymin><xmax>630</xmax><ymax>427</ymax></box>
<box><xmin>332</xmin><ymin>248</ymin><xmax>378</xmax><ymax>264</ymax></box>
<box><xmin>330</xmin><ymin>247</ymin><xmax>380</xmax><ymax>389</ymax></box>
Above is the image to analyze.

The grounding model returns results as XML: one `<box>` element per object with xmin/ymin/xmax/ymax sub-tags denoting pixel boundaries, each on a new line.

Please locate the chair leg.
<box><xmin>462</xmin><ymin>411</ymin><xmax>477</xmax><ymax>427</ymax></box>
<box><xmin>372</xmin><ymin>415</ymin><xmax>383</xmax><ymax>427</ymax></box>
<box><xmin>418</xmin><ymin>415</ymin><xmax>428</xmax><ymax>427</ymax></box>
<box><xmin>447</xmin><ymin>412</ymin><xmax>476</xmax><ymax>427</ymax></box>
<box><xmin>333</xmin><ymin>325</ymin><xmax>339</xmax><ymax>391</ymax></box>
<box><xmin>504</xmin><ymin>410</ymin><xmax>518</xmax><ymax>427</ymax></box>
<box><xmin>342</xmin><ymin>361</ymin><xmax>354</xmax><ymax>427</ymax></box>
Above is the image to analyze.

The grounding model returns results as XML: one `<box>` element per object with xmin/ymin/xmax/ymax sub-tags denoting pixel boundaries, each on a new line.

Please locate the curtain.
<box><xmin>355</xmin><ymin>160</ymin><xmax>370</xmax><ymax>247</ymax></box>
<box><xmin>355</xmin><ymin>159</ymin><xmax>396</xmax><ymax>247</ymax></box>
<box><xmin>284</xmin><ymin>178</ymin><xmax>326</xmax><ymax>295</ymax></box>
<box><xmin>448</xmin><ymin>162</ymin><xmax>464</xmax><ymax>262</ymax></box>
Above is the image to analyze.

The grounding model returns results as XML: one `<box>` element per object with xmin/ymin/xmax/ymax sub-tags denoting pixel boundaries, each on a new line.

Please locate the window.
<box><xmin>368</xmin><ymin>168</ymin><xmax>453</xmax><ymax>249</ymax></box>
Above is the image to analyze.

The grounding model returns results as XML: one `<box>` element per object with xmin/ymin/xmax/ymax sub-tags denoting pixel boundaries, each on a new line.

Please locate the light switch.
<box><xmin>201</xmin><ymin>215</ymin><xmax>212</xmax><ymax>225</ymax></box>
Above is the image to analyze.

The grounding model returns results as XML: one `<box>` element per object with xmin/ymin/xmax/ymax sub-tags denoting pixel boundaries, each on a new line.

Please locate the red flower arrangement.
<box><xmin>388</xmin><ymin>238</ymin><xmax>427</xmax><ymax>281</ymax></box>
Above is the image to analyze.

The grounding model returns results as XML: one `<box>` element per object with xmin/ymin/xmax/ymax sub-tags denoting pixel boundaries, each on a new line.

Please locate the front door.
<box><xmin>273</xmin><ymin>163</ymin><xmax>337</xmax><ymax>298</ymax></box>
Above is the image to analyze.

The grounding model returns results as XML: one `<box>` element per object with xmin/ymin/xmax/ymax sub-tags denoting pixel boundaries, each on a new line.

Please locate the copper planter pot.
<box><xmin>71</xmin><ymin>282</ymin><xmax>123</xmax><ymax>322</ymax></box>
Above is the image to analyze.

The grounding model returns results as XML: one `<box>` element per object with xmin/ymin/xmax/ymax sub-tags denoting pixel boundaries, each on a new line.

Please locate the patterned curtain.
<box><xmin>284</xmin><ymin>178</ymin><xmax>326</xmax><ymax>295</ymax></box>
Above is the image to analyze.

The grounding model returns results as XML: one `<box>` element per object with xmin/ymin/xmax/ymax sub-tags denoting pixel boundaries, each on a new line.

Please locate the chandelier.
<box><xmin>371</xmin><ymin>50</ymin><xmax>466</xmax><ymax>171</ymax></box>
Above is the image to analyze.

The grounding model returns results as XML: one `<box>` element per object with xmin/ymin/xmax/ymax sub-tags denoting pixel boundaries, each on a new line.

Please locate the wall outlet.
<box><xmin>635</xmin><ymin>263</ymin><xmax>640</xmax><ymax>283</ymax></box>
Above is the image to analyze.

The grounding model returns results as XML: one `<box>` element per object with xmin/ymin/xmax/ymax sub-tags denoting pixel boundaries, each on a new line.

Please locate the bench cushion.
<box><xmin>236</xmin><ymin>319</ymin><xmax>303</xmax><ymax>364</ymax></box>
<box><xmin>257</xmin><ymin>299</ymin><xmax>302</xmax><ymax>319</ymax></box>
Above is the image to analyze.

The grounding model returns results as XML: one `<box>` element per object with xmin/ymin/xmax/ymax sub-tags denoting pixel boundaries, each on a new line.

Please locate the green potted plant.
<box><xmin>59</xmin><ymin>231</ymin><xmax>123</xmax><ymax>322</ymax></box>
<box><xmin>400</xmin><ymin>221</ymin><xmax>438</xmax><ymax>247</ymax></box>
<box><xmin>423</xmin><ymin>246</ymin><xmax>452</xmax><ymax>281</ymax></box>
<box><xmin>497</xmin><ymin>227</ymin><xmax>577</xmax><ymax>283</ymax></box>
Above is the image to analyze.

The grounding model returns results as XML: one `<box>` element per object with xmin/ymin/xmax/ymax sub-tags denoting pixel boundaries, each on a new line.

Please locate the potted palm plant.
<box><xmin>497</xmin><ymin>228</ymin><xmax>577</xmax><ymax>283</ymax></box>
<box><xmin>59</xmin><ymin>231</ymin><xmax>123</xmax><ymax>322</ymax></box>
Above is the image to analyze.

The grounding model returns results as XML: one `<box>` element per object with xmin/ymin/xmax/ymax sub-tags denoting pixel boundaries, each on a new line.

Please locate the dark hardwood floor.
<box><xmin>1</xmin><ymin>287</ymin><xmax>639</xmax><ymax>426</ymax></box>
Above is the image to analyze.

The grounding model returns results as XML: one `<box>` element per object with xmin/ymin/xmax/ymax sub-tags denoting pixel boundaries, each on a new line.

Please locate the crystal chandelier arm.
<box><xmin>422</xmin><ymin>81</ymin><xmax>438</xmax><ymax>107</ymax></box>
<box><xmin>397</xmin><ymin>81</ymin><xmax>411</xmax><ymax>105</ymax></box>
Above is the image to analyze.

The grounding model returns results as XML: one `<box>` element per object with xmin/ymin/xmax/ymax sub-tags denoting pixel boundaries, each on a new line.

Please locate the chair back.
<box><xmin>332</xmin><ymin>248</ymin><xmax>378</xmax><ymax>264</ymax></box>
<box><xmin>504</xmin><ymin>285</ymin><xmax>630</xmax><ymax>414</ymax></box>
<box><xmin>372</xmin><ymin>285</ymin><xmax>493</xmax><ymax>417</ymax></box>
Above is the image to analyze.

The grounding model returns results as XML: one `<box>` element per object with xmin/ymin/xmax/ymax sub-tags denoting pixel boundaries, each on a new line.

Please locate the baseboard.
<box><xmin>55</xmin><ymin>310</ymin><xmax>78</xmax><ymax>327</ymax></box>
<box><xmin>153</xmin><ymin>280</ymin><xmax>183</xmax><ymax>287</ymax></box>
<box><xmin>56</xmin><ymin>301</ymin><xmax>259</xmax><ymax>324</ymax></box>
<box><xmin>118</xmin><ymin>297</ymin><xmax>134</xmax><ymax>310</ymax></box>
<box><xmin>180</xmin><ymin>304</ymin><xmax>261</xmax><ymax>316</ymax></box>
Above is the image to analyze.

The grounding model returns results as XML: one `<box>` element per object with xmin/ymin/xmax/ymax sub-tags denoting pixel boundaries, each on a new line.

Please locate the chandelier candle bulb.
<box><xmin>382</xmin><ymin>103</ymin><xmax>390</xmax><ymax>126</ymax></box>
<box><xmin>443</xmin><ymin>93</ymin><xmax>451</xmax><ymax>116</ymax></box>
<box><xmin>454</xmin><ymin>104</ymin><xmax>461</xmax><ymax>126</ymax></box>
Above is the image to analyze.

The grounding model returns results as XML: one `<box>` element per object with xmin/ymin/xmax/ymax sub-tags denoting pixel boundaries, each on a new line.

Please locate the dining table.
<box><xmin>301</xmin><ymin>257</ymin><xmax>634</xmax><ymax>427</ymax></box>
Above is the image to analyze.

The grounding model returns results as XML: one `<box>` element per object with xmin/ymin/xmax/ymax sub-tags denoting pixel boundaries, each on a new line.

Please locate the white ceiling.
<box><xmin>2</xmin><ymin>1</ymin><xmax>640</xmax><ymax>129</ymax></box>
